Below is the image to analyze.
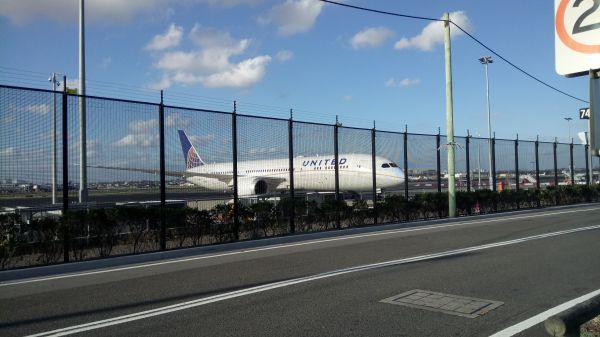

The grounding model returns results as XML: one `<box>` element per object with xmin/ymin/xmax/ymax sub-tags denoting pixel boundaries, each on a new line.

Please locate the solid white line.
<box><xmin>489</xmin><ymin>288</ymin><xmax>600</xmax><ymax>337</ymax></box>
<box><xmin>25</xmin><ymin>224</ymin><xmax>600</xmax><ymax>337</ymax></box>
<box><xmin>2</xmin><ymin>206</ymin><xmax>598</xmax><ymax>287</ymax></box>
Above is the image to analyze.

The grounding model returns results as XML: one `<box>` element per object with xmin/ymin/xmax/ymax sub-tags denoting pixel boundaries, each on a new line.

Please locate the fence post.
<box><xmin>515</xmin><ymin>135</ymin><xmax>520</xmax><ymax>210</ymax></box>
<box><xmin>554</xmin><ymin>138</ymin><xmax>559</xmax><ymax>188</ymax></box>
<box><xmin>492</xmin><ymin>134</ymin><xmax>497</xmax><ymax>212</ymax></box>
<box><xmin>62</xmin><ymin>75</ymin><xmax>69</xmax><ymax>263</ymax></box>
<box><xmin>585</xmin><ymin>144</ymin><xmax>590</xmax><ymax>186</ymax></box>
<box><xmin>570</xmin><ymin>140</ymin><xmax>574</xmax><ymax>186</ymax></box>
<box><xmin>288</xmin><ymin>110</ymin><xmax>295</xmax><ymax>233</ymax></box>
<box><xmin>535</xmin><ymin>136</ymin><xmax>541</xmax><ymax>207</ymax></box>
<box><xmin>492</xmin><ymin>134</ymin><xmax>497</xmax><ymax>192</ymax></box>
<box><xmin>403</xmin><ymin>126</ymin><xmax>409</xmax><ymax>221</ymax></box>
<box><xmin>436</xmin><ymin>130</ymin><xmax>442</xmax><ymax>193</ymax></box>
<box><xmin>334</xmin><ymin>116</ymin><xmax>341</xmax><ymax>229</ymax></box>
<box><xmin>232</xmin><ymin>101</ymin><xmax>239</xmax><ymax>241</ymax></box>
<box><xmin>371</xmin><ymin>123</ymin><xmax>377</xmax><ymax>225</ymax></box>
<box><xmin>466</xmin><ymin>131</ymin><xmax>471</xmax><ymax>193</ymax></box>
<box><xmin>159</xmin><ymin>91</ymin><xmax>166</xmax><ymax>251</ymax></box>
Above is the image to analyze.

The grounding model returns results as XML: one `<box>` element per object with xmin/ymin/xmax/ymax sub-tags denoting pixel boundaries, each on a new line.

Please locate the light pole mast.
<box><xmin>564</xmin><ymin>117</ymin><xmax>572</xmax><ymax>142</ymax></box>
<box><xmin>49</xmin><ymin>73</ymin><xmax>61</xmax><ymax>204</ymax></box>
<box><xmin>479</xmin><ymin>56</ymin><xmax>493</xmax><ymax>190</ymax></box>
<box><xmin>79</xmin><ymin>0</ymin><xmax>88</xmax><ymax>203</ymax></box>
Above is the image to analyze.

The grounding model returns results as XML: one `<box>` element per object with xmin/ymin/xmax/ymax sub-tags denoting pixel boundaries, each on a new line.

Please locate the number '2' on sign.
<box><xmin>555</xmin><ymin>0</ymin><xmax>600</xmax><ymax>77</ymax></box>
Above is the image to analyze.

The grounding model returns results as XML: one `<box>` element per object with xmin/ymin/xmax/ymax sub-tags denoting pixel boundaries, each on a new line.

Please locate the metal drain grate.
<box><xmin>380</xmin><ymin>289</ymin><xmax>503</xmax><ymax>318</ymax></box>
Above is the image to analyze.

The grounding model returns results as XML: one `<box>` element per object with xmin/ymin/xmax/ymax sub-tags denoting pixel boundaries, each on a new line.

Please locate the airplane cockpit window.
<box><xmin>389</xmin><ymin>162</ymin><xmax>399</xmax><ymax>167</ymax></box>
<box><xmin>381</xmin><ymin>163</ymin><xmax>390</xmax><ymax>168</ymax></box>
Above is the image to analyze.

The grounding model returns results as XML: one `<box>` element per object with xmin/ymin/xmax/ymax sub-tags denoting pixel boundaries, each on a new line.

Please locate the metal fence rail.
<box><xmin>1</xmin><ymin>84</ymin><xmax>599</xmax><ymax>270</ymax></box>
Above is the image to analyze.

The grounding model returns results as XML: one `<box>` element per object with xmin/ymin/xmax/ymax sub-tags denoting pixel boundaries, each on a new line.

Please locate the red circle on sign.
<box><xmin>556</xmin><ymin>0</ymin><xmax>600</xmax><ymax>54</ymax></box>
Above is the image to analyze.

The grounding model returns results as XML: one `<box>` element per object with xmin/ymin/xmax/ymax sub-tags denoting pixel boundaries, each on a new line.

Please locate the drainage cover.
<box><xmin>380</xmin><ymin>289</ymin><xmax>503</xmax><ymax>318</ymax></box>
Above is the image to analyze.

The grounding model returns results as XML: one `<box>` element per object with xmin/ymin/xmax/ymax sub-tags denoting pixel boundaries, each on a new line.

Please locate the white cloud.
<box><xmin>342</xmin><ymin>95</ymin><xmax>352</xmax><ymax>101</ymax></box>
<box><xmin>385</xmin><ymin>78</ymin><xmax>420</xmax><ymax>88</ymax></box>
<box><xmin>399</xmin><ymin>78</ymin><xmax>420</xmax><ymax>86</ymax></box>
<box><xmin>147</xmin><ymin>76</ymin><xmax>172</xmax><ymax>91</ymax></box>
<box><xmin>86</xmin><ymin>139</ymin><xmax>101</xmax><ymax>157</ymax></box>
<box><xmin>202</xmin><ymin>56</ymin><xmax>271</xmax><ymax>88</ymax></box>
<box><xmin>129</xmin><ymin>119</ymin><xmax>158</xmax><ymax>133</ymax></box>
<box><xmin>196</xmin><ymin>0</ymin><xmax>261</xmax><ymax>7</ymax></box>
<box><xmin>276</xmin><ymin>50</ymin><xmax>294</xmax><ymax>63</ymax></box>
<box><xmin>0</xmin><ymin>0</ymin><xmax>260</xmax><ymax>25</ymax></box>
<box><xmin>0</xmin><ymin>147</ymin><xmax>15</xmax><ymax>156</ymax></box>
<box><xmin>145</xmin><ymin>24</ymin><xmax>183</xmax><ymax>51</ymax></box>
<box><xmin>394</xmin><ymin>11</ymin><xmax>472</xmax><ymax>51</ymax></box>
<box><xmin>115</xmin><ymin>116</ymin><xmax>191</xmax><ymax>148</ymax></box>
<box><xmin>2</xmin><ymin>115</ymin><xmax>16</xmax><ymax>124</ymax></box>
<box><xmin>115</xmin><ymin>134</ymin><xmax>159</xmax><ymax>147</ymax></box>
<box><xmin>23</xmin><ymin>104</ymin><xmax>50</xmax><ymax>115</ymax></box>
<box><xmin>189</xmin><ymin>134</ymin><xmax>214</xmax><ymax>145</ymax></box>
<box><xmin>151</xmin><ymin>25</ymin><xmax>271</xmax><ymax>89</ymax></box>
<box><xmin>350</xmin><ymin>27</ymin><xmax>394</xmax><ymax>49</ymax></box>
<box><xmin>165</xmin><ymin>113</ymin><xmax>192</xmax><ymax>128</ymax></box>
<box><xmin>249</xmin><ymin>147</ymin><xmax>279</xmax><ymax>155</ymax></box>
<box><xmin>262</xmin><ymin>0</ymin><xmax>324</xmax><ymax>36</ymax></box>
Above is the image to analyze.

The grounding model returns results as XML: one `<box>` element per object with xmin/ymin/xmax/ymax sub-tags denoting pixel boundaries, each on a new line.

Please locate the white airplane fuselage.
<box><xmin>184</xmin><ymin>154</ymin><xmax>404</xmax><ymax>196</ymax></box>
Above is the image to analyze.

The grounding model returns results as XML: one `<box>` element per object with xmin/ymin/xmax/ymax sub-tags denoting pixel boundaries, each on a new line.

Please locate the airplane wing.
<box><xmin>88</xmin><ymin>165</ymin><xmax>232</xmax><ymax>184</ymax></box>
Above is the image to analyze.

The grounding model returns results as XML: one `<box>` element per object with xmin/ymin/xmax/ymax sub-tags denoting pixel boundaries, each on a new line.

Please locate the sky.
<box><xmin>0</xmin><ymin>0</ymin><xmax>594</xmax><ymax>144</ymax></box>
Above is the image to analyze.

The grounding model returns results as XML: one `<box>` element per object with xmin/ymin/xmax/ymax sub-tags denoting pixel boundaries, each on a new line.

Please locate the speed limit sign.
<box><xmin>555</xmin><ymin>0</ymin><xmax>600</xmax><ymax>77</ymax></box>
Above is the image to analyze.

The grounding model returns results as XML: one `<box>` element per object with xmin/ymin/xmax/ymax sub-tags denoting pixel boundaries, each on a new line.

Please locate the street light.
<box><xmin>48</xmin><ymin>73</ymin><xmax>62</xmax><ymax>205</ymax></box>
<box><xmin>479</xmin><ymin>56</ymin><xmax>493</xmax><ymax>189</ymax></box>
<box><xmin>564</xmin><ymin>117</ymin><xmax>572</xmax><ymax>143</ymax></box>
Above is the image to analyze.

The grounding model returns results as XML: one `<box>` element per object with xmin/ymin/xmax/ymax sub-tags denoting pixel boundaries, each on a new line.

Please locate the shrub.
<box><xmin>0</xmin><ymin>213</ymin><xmax>21</xmax><ymax>269</ymax></box>
<box><xmin>31</xmin><ymin>217</ymin><xmax>63</xmax><ymax>265</ymax></box>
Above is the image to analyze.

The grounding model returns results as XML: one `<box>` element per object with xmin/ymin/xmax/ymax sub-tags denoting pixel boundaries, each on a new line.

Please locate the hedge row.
<box><xmin>1</xmin><ymin>184</ymin><xmax>599</xmax><ymax>270</ymax></box>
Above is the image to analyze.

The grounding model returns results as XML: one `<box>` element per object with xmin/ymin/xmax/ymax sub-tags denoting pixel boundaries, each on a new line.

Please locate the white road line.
<box><xmin>2</xmin><ymin>206</ymin><xmax>598</xmax><ymax>287</ymax></box>
<box><xmin>489</xmin><ymin>288</ymin><xmax>600</xmax><ymax>337</ymax></box>
<box><xmin>25</xmin><ymin>224</ymin><xmax>600</xmax><ymax>337</ymax></box>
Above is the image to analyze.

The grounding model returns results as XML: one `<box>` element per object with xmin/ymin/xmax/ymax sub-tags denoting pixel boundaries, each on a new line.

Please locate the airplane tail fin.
<box><xmin>178</xmin><ymin>130</ymin><xmax>205</xmax><ymax>169</ymax></box>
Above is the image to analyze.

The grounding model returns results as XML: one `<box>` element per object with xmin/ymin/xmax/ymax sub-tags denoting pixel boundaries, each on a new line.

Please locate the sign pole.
<box><xmin>590</xmin><ymin>69</ymin><xmax>600</xmax><ymax>157</ymax></box>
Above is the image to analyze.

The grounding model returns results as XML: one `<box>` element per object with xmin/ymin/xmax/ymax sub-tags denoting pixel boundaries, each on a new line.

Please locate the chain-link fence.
<box><xmin>2</xmin><ymin>84</ymin><xmax>599</xmax><ymax>270</ymax></box>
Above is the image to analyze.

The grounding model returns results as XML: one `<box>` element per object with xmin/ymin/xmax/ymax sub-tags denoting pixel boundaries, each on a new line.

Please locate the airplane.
<box><xmin>176</xmin><ymin>130</ymin><xmax>405</xmax><ymax>196</ymax></box>
<box><xmin>91</xmin><ymin>130</ymin><xmax>405</xmax><ymax>197</ymax></box>
<box><xmin>518</xmin><ymin>174</ymin><xmax>538</xmax><ymax>185</ymax></box>
<box><xmin>561</xmin><ymin>170</ymin><xmax>587</xmax><ymax>185</ymax></box>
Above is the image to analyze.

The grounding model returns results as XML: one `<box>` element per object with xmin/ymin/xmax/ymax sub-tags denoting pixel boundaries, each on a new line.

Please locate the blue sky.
<box><xmin>0</xmin><ymin>0</ymin><xmax>592</xmax><ymax>143</ymax></box>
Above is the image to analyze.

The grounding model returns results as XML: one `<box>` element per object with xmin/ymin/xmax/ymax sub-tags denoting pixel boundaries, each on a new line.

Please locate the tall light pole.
<box><xmin>564</xmin><ymin>117</ymin><xmax>572</xmax><ymax>142</ymax></box>
<box><xmin>79</xmin><ymin>0</ymin><xmax>88</xmax><ymax>203</ymax></box>
<box><xmin>48</xmin><ymin>73</ymin><xmax>62</xmax><ymax>204</ymax></box>
<box><xmin>479</xmin><ymin>56</ymin><xmax>493</xmax><ymax>189</ymax></box>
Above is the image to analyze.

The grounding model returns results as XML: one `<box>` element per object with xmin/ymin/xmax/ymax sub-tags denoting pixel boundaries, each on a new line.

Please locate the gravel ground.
<box><xmin>582</xmin><ymin>316</ymin><xmax>600</xmax><ymax>336</ymax></box>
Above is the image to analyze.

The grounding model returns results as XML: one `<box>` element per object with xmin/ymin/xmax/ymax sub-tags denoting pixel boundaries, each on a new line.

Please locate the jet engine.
<box><xmin>237</xmin><ymin>177</ymin><xmax>269</xmax><ymax>195</ymax></box>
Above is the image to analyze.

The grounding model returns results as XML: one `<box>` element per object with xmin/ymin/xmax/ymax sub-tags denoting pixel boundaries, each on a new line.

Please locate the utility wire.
<box><xmin>450</xmin><ymin>24</ymin><xmax>588</xmax><ymax>104</ymax></box>
<box><xmin>319</xmin><ymin>0</ymin><xmax>589</xmax><ymax>104</ymax></box>
<box><xmin>319</xmin><ymin>0</ymin><xmax>441</xmax><ymax>22</ymax></box>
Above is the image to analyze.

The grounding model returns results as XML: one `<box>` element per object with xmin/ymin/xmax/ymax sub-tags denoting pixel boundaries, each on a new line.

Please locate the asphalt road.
<box><xmin>1</xmin><ymin>205</ymin><xmax>599</xmax><ymax>337</ymax></box>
